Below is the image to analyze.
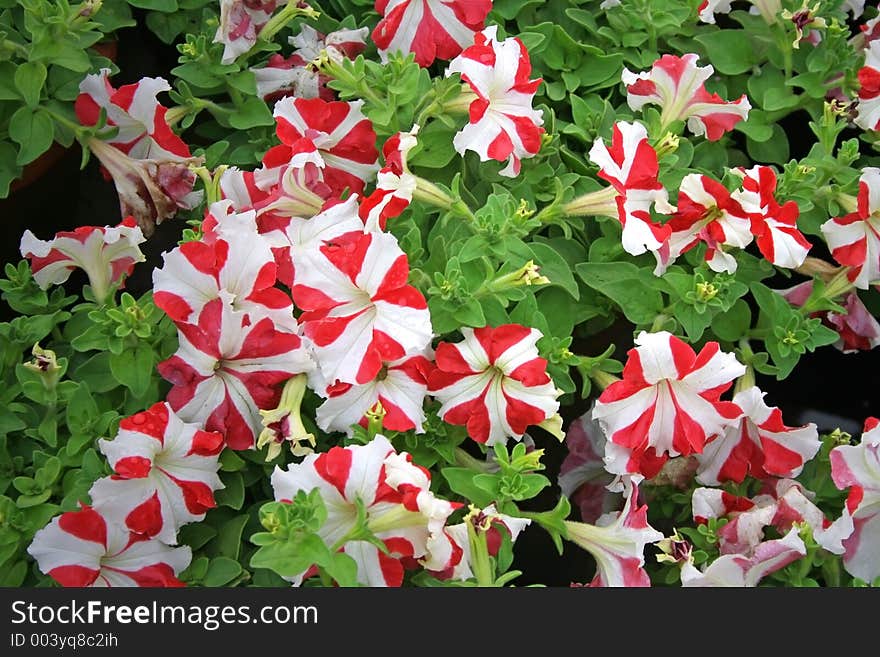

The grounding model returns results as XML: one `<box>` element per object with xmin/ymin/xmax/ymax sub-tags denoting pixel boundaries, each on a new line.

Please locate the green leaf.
<box><xmin>215</xmin><ymin>472</ymin><xmax>245</xmax><ymax>510</ymax></box>
<box><xmin>14</xmin><ymin>62</ymin><xmax>47</xmax><ymax>108</ymax></box>
<box><xmin>210</xmin><ymin>514</ymin><xmax>251</xmax><ymax>561</ymax></box>
<box><xmin>108</xmin><ymin>344</ymin><xmax>155</xmax><ymax>398</ymax></box>
<box><xmin>711</xmin><ymin>298</ymin><xmax>752</xmax><ymax>342</ymax></box>
<box><xmin>576</xmin><ymin>262</ymin><xmax>664</xmax><ymax>325</ymax></box>
<box><xmin>528</xmin><ymin>242</ymin><xmax>579</xmax><ymax>300</ymax></box>
<box><xmin>441</xmin><ymin>467</ymin><xmax>496</xmax><ymax>508</ymax></box>
<box><xmin>127</xmin><ymin>0</ymin><xmax>178</xmax><ymax>10</ymax></box>
<box><xmin>694</xmin><ymin>30</ymin><xmax>757</xmax><ymax>75</ymax></box>
<box><xmin>228</xmin><ymin>98</ymin><xmax>275</xmax><ymax>129</ymax></box>
<box><xmin>203</xmin><ymin>557</ymin><xmax>242</xmax><ymax>587</ymax></box>
<box><xmin>9</xmin><ymin>108</ymin><xmax>54</xmax><ymax>166</ymax></box>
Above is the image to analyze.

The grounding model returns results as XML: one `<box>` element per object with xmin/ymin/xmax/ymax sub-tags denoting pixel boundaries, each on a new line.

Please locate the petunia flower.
<box><xmin>697</xmin><ymin>0</ymin><xmax>782</xmax><ymax>25</ymax></box>
<box><xmin>270</xmin><ymin>97</ymin><xmax>379</xmax><ymax>197</ymax></box>
<box><xmin>830</xmin><ymin>417</ymin><xmax>880</xmax><ymax>583</ymax></box>
<box><xmin>27</xmin><ymin>505</ymin><xmax>191</xmax><ymax>587</ymax></box>
<box><xmin>563</xmin><ymin>483</ymin><xmax>664</xmax><ymax>587</ymax></box>
<box><xmin>664</xmin><ymin>173</ymin><xmax>755</xmax><ymax>274</ymax></box>
<box><xmin>622</xmin><ymin>53</ymin><xmax>751</xmax><ymax>141</ymax></box>
<box><xmin>20</xmin><ymin>217</ymin><xmax>145</xmax><ymax>303</ymax></box>
<box><xmin>372</xmin><ymin>0</ymin><xmax>492</xmax><ymax>67</ymax></box>
<box><xmin>591</xmin><ymin>330</ymin><xmax>745</xmax><ymax>480</ymax></box>
<box><xmin>316</xmin><ymin>351</ymin><xmax>433</xmax><ymax>435</ymax></box>
<box><xmin>75</xmin><ymin>69</ymin><xmax>191</xmax><ymax>161</ymax></box>
<box><xmin>428</xmin><ymin>324</ymin><xmax>562</xmax><ymax>446</ymax></box>
<box><xmin>88</xmin><ymin>402</ymin><xmax>225</xmax><ymax>545</ymax></box>
<box><xmin>695</xmin><ymin>386</ymin><xmax>820</xmax><ymax>485</ymax></box>
<box><xmin>445</xmin><ymin>26</ymin><xmax>544</xmax><ymax>178</ymax></box>
<box><xmin>855</xmin><ymin>40</ymin><xmax>880</xmax><ymax>131</ymax></box>
<box><xmin>213</xmin><ymin>0</ymin><xmax>291</xmax><ymax>64</ymax></box>
<box><xmin>152</xmin><ymin>200</ymin><xmax>294</xmax><ymax>327</ymax></box>
<box><xmin>731</xmin><ymin>165</ymin><xmax>812</xmax><ymax>269</ymax></box>
<box><xmin>359</xmin><ymin>126</ymin><xmax>420</xmax><ymax>231</ymax></box>
<box><xmin>821</xmin><ymin>167</ymin><xmax>880</xmax><ymax>289</ymax></box>
<box><xmin>291</xmin><ymin>230</ymin><xmax>433</xmax><ymax>387</ymax></box>
<box><xmin>157</xmin><ymin>294</ymin><xmax>314</xmax><ymax>450</ymax></box>
<box><xmin>587</xmin><ymin>120</ymin><xmax>674</xmax><ymax>259</ymax></box>
<box><xmin>270</xmin><ymin>434</ymin><xmax>458</xmax><ymax>586</ymax></box>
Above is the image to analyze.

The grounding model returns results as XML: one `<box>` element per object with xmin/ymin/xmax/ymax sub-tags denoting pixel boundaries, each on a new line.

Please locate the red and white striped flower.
<box><xmin>316</xmin><ymin>351</ymin><xmax>433</xmax><ymax>435</ymax></box>
<box><xmin>696</xmin><ymin>386</ymin><xmax>820</xmax><ymax>486</ymax></box>
<box><xmin>855</xmin><ymin>42</ymin><xmax>880</xmax><ymax>131</ymax></box>
<box><xmin>665</xmin><ymin>173</ymin><xmax>755</xmax><ymax>274</ymax></box>
<box><xmin>588</xmin><ymin>120</ymin><xmax>674</xmax><ymax>257</ymax></box>
<box><xmin>428</xmin><ymin>324</ymin><xmax>561</xmax><ymax>446</ymax></box>
<box><xmin>152</xmin><ymin>201</ymin><xmax>293</xmax><ymax>327</ymax></box>
<box><xmin>88</xmin><ymin>402</ymin><xmax>225</xmax><ymax>545</ymax></box>
<box><xmin>214</xmin><ymin>0</ymin><xmax>288</xmax><ymax>64</ymax></box>
<box><xmin>27</xmin><ymin>506</ymin><xmax>191</xmax><ymax>587</ymax></box>
<box><xmin>424</xmin><ymin>504</ymin><xmax>531</xmax><ymax>581</ymax></box>
<box><xmin>680</xmin><ymin>527</ymin><xmax>805</xmax><ymax>587</ymax></box>
<box><xmin>820</xmin><ymin>167</ymin><xmax>880</xmax><ymax>289</ymax></box>
<box><xmin>445</xmin><ymin>26</ymin><xmax>544</xmax><ymax>178</ymax></box>
<box><xmin>271</xmin><ymin>97</ymin><xmax>379</xmax><ymax>197</ymax></box>
<box><xmin>76</xmin><ymin>69</ymin><xmax>191</xmax><ymax>160</ymax></box>
<box><xmin>622</xmin><ymin>54</ymin><xmax>751</xmax><ymax>141</ymax></box>
<box><xmin>292</xmin><ymin>230</ymin><xmax>433</xmax><ymax>387</ymax></box>
<box><xmin>19</xmin><ymin>217</ymin><xmax>145</xmax><ymax>304</ymax></box>
<box><xmin>564</xmin><ymin>483</ymin><xmax>664</xmax><ymax>587</ymax></box>
<box><xmin>360</xmin><ymin>126</ymin><xmax>420</xmax><ymax>231</ymax></box>
<box><xmin>830</xmin><ymin>417</ymin><xmax>880</xmax><ymax>583</ymax></box>
<box><xmin>732</xmin><ymin>165</ymin><xmax>812</xmax><ymax>269</ymax></box>
<box><xmin>372</xmin><ymin>0</ymin><xmax>492</xmax><ymax>67</ymax></box>
<box><xmin>591</xmin><ymin>330</ymin><xmax>745</xmax><ymax>480</ymax></box>
<box><xmin>271</xmin><ymin>434</ymin><xmax>458</xmax><ymax>586</ymax></box>
<box><xmin>157</xmin><ymin>296</ymin><xmax>313</xmax><ymax>450</ymax></box>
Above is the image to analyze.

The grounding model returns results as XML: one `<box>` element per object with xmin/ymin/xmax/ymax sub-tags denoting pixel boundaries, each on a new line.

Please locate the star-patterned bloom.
<box><xmin>428</xmin><ymin>324</ymin><xmax>561</xmax><ymax>446</ymax></box>
<box><xmin>27</xmin><ymin>506</ymin><xmax>191</xmax><ymax>587</ymax></box>
<box><xmin>445</xmin><ymin>26</ymin><xmax>544</xmax><ymax>178</ymax></box>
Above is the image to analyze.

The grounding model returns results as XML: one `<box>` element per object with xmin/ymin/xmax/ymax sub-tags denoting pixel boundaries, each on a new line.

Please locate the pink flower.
<box><xmin>27</xmin><ymin>505</ymin><xmax>191</xmax><ymax>587</ymax></box>
<box><xmin>830</xmin><ymin>417</ymin><xmax>880</xmax><ymax>583</ymax></box>
<box><xmin>587</xmin><ymin>120</ymin><xmax>674</xmax><ymax>258</ymax></box>
<box><xmin>563</xmin><ymin>483</ymin><xmax>664</xmax><ymax>587</ymax></box>
<box><xmin>19</xmin><ymin>217</ymin><xmax>145</xmax><ymax>303</ymax></box>
<box><xmin>680</xmin><ymin>527</ymin><xmax>806</xmax><ymax>587</ymax></box>
<box><xmin>372</xmin><ymin>0</ymin><xmax>492</xmax><ymax>67</ymax></box>
<box><xmin>214</xmin><ymin>0</ymin><xmax>287</xmax><ymax>64</ymax></box>
<box><xmin>292</xmin><ymin>230</ymin><xmax>433</xmax><ymax>387</ymax></box>
<box><xmin>316</xmin><ymin>352</ymin><xmax>433</xmax><ymax>435</ymax></box>
<box><xmin>622</xmin><ymin>53</ymin><xmax>751</xmax><ymax>141</ymax></box>
<box><xmin>777</xmin><ymin>280</ymin><xmax>880</xmax><ymax>354</ymax></box>
<box><xmin>75</xmin><ymin>69</ymin><xmax>191</xmax><ymax>160</ymax></box>
<box><xmin>855</xmin><ymin>42</ymin><xmax>880</xmax><ymax>131</ymax></box>
<box><xmin>271</xmin><ymin>97</ymin><xmax>379</xmax><ymax>197</ymax></box>
<box><xmin>271</xmin><ymin>434</ymin><xmax>458</xmax><ymax>586</ymax></box>
<box><xmin>359</xmin><ymin>126</ymin><xmax>420</xmax><ymax>231</ymax></box>
<box><xmin>152</xmin><ymin>201</ymin><xmax>294</xmax><ymax>326</ymax></box>
<box><xmin>696</xmin><ymin>386</ymin><xmax>820</xmax><ymax>485</ymax></box>
<box><xmin>732</xmin><ymin>165</ymin><xmax>812</xmax><ymax>269</ymax></box>
<box><xmin>428</xmin><ymin>324</ymin><xmax>561</xmax><ymax>446</ymax></box>
<box><xmin>591</xmin><ymin>330</ymin><xmax>745</xmax><ymax>480</ymax></box>
<box><xmin>88</xmin><ymin>403</ymin><xmax>225</xmax><ymax>544</ymax></box>
<box><xmin>665</xmin><ymin>173</ymin><xmax>754</xmax><ymax>274</ymax></box>
<box><xmin>445</xmin><ymin>26</ymin><xmax>544</xmax><ymax>178</ymax></box>
<box><xmin>821</xmin><ymin>167</ymin><xmax>880</xmax><ymax>289</ymax></box>
<box><xmin>157</xmin><ymin>296</ymin><xmax>313</xmax><ymax>450</ymax></box>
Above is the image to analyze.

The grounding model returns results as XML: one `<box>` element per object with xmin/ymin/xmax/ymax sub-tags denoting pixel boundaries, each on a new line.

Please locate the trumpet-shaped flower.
<box><xmin>360</xmin><ymin>126</ymin><xmax>420</xmax><ymax>231</ymax></box>
<box><xmin>563</xmin><ymin>483</ymin><xmax>664</xmax><ymax>587</ymax></box>
<box><xmin>27</xmin><ymin>506</ymin><xmax>191</xmax><ymax>587</ymax></box>
<box><xmin>622</xmin><ymin>54</ymin><xmax>750</xmax><ymax>141</ymax></box>
<box><xmin>696</xmin><ymin>386</ymin><xmax>820</xmax><ymax>485</ymax></box>
<box><xmin>20</xmin><ymin>217</ymin><xmax>145</xmax><ymax>303</ymax></box>
<box><xmin>214</xmin><ymin>0</ymin><xmax>288</xmax><ymax>64</ymax></box>
<box><xmin>855</xmin><ymin>42</ymin><xmax>880</xmax><ymax>132</ymax></box>
<box><xmin>157</xmin><ymin>295</ymin><xmax>313</xmax><ymax>450</ymax></box>
<box><xmin>372</xmin><ymin>0</ymin><xmax>492</xmax><ymax>67</ymax></box>
<box><xmin>270</xmin><ymin>434</ymin><xmax>457</xmax><ymax>586</ymax></box>
<box><xmin>88</xmin><ymin>403</ymin><xmax>225</xmax><ymax>545</ymax></box>
<box><xmin>591</xmin><ymin>330</ymin><xmax>745</xmax><ymax>480</ymax></box>
<box><xmin>428</xmin><ymin>324</ymin><xmax>561</xmax><ymax>446</ymax></box>
<box><xmin>76</xmin><ymin>69</ymin><xmax>191</xmax><ymax>160</ymax></box>
<box><xmin>820</xmin><ymin>167</ymin><xmax>880</xmax><ymax>289</ymax></box>
<box><xmin>271</xmin><ymin>97</ymin><xmax>379</xmax><ymax>197</ymax></box>
<box><xmin>830</xmin><ymin>417</ymin><xmax>880</xmax><ymax>583</ymax></box>
<box><xmin>445</xmin><ymin>26</ymin><xmax>544</xmax><ymax>178</ymax></box>
<box><xmin>292</xmin><ymin>230</ymin><xmax>433</xmax><ymax>387</ymax></box>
